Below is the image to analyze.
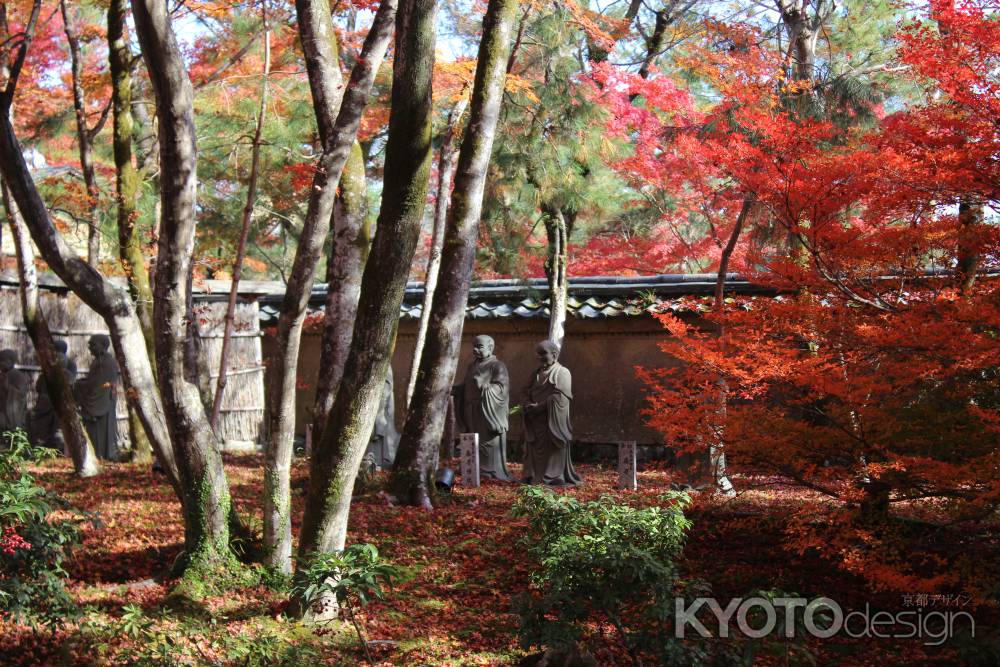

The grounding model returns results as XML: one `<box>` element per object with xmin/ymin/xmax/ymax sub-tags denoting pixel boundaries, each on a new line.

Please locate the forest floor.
<box><xmin>1</xmin><ymin>452</ymin><xmax>996</xmax><ymax>666</ymax></box>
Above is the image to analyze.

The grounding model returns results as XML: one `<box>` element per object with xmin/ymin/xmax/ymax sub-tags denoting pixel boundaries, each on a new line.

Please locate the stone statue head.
<box><xmin>472</xmin><ymin>335</ymin><xmax>495</xmax><ymax>360</ymax></box>
<box><xmin>535</xmin><ymin>340</ymin><xmax>560</xmax><ymax>368</ymax></box>
<box><xmin>88</xmin><ymin>334</ymin><xmax>111</xmax><ymax>357</ymax></box>
<box><xmin>0</xmin><ymin>349</ymin><xmax>16</xmax><ymax>372</ymax></box>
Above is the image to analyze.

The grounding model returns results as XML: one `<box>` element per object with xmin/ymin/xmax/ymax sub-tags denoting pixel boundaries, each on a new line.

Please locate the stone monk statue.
<box><xmin>28</xmin><ymin>339</ymin><xmax>78</xmax><ymax>450</ymax></box>
<box><xmin>523</xmin><ymin>340</ymin><xmax>582</xmax><ymax>486</ymax></box>
<box><xmin>0</xmin><ymin>349</ymin><xmax>29</xmax><ymax>437</ymax></box>
<box><xmin>74</xmin><ymin>335</ymin><xmax>120</xmax><ymax>461</ymax></box>
<box><xmin>364</xmin><ymin>366</ymin><xmax>399</xmax><ymax>469</ymax></box>
<box><xmin>455</xmin><ymin>335</ymin><xmax>511</xmax><ymax>481</ymax></box>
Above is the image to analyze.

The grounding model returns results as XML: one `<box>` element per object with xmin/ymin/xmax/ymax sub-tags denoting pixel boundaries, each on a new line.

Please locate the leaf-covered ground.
<box><xmin>2</xmin><ymin>453</ymin><xmax>996</xmax><ymax>665</ymax></box>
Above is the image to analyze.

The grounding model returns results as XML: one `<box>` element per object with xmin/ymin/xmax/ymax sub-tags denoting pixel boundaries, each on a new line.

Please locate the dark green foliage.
<box><xmin>293</xmin><ymin>543</ymin><xmax>399</xmax><ymax>610</ymax></box>
<box><xmin>511</xmin><ymin>486</ymin><xmax>693</xmax><ymax>663</ymax></box>
<box><xmin>0</xmin><ymin>430</ymin><xmax>91</xmax><ymax>628</ymax></box>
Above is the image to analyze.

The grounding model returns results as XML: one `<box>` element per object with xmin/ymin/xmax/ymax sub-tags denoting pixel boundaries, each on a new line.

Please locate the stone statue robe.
<box><xmin>28</xmin><ymin>353</ymin><xmax>77</xmax><ymax>449</ymax></box>
<box><xmin>74</xmin><ymin>351</ymin><xmax>119</xmax><ymax>460</ymax></box>
<box><xmin>456</xmin><ymin>354</ymin><xmax>511</xmax><ymax>481</ymax></box>
<box><xmin>523</xmin><ymin>361</ymin><xmax>582</xmax><ymax>486</ymax></box>
<box><xmin>365</xmin><ymin>368</ymin><xmax>399</xmax><ymax>469</ymax></box>
<box><xmin>0</xmin><ymin>366</ymin><xmax>29</xmax><ymax>436</ymax></box>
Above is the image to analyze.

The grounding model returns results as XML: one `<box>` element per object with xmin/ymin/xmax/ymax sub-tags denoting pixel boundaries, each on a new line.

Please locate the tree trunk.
<box><xmin>61</xmin><ymin>0</ymin><xmax>103</xmax><ymax>266</ymax></box>
<box><xmin>2</xmin><ymin>183</ymin><xmax>99</xmax><ymax>477</ymax></box>
<box><xmin>404</xmin><ymin>95</ymin><xmax>469</xmax><ymax>411</ymax></box>
<box><xmin>212</xmin><ymin>18</ymin><xmax>270</xmax><ymax>429</ymax></box>
<box><xmin>263</xmin><ymin>0</ymin><xmax>397</xmax><ymax>574</ymax></box>
<box><xmin>544</xmin><ymin>207</ymin><xmax>568</xmax><ymax>347</ymax></box>
<box><xmin>0</xmin><ymin>3</ymin><xmax>182</xmax><ymax>495</ymax></box>
<box><xmin>108</xmin><ymin>0</ymin><xmax>155</xmax><ymax>464</ymax></box>
<box><xmin>131</xmin><ymin>0</ymin><xmax>239</xmax><ymax>575</ymax></box>
<box><xmin>295</xmin><ymin>0</ymin><xmax>438</xmax><ymax>603</ymax></box>
<box><xmin>957</xmin><ymin>198</ymin><xmax>982</xmax><ymax>294</ymax></box>
<box><xmin>390</xmin><ymin>0</ymin><xmax>518</xmax><ymax>508</ymax></box>
<box><xmin>310</xmin><ymin>140</ymin><xmax>372</xmax><ymax>442</ymax></box>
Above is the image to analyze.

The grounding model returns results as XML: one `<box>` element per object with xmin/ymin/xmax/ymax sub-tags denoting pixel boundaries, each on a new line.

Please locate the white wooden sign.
<box><xmin>618</xmin><ymin>440</ymin><xmax>637</xmax><ymax>490</ymax></box>
<box><xmin>459</xmin><ymin>433</ymin><xmax>480</xmax><ymax>488</ymax></box>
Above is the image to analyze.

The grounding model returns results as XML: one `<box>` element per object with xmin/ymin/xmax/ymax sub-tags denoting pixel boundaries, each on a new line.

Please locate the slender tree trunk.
<box><xmin>0</xmin><ymin>2</ymin><xmax>182</xmax><ymax>495</ymax></box>
<box><xmin>108</xmin><ymin>0</ymin><xmax>156</xmax><ymax>464</ymax></box>
<box><xmin>212</xmin><ymin>19</ymin><xmax>271</xmax><ymax>429</ymax></box>
<box><xmin>61</xmin><ymin>0</ymin><xmax>103</xmax><ymax>266</ymax></box>
<box><xmin>404</xmin><ymin>95</ymin><xmax>469</xmax><ymax>410</ymax></box>
<box><xmin>390</xmin><ymin>0</ymin><xmax>517</xmax><ymax>508</ymax></box>
<box><xmin>957</xmin><ymin>198</ymin><xmax>982</xmax><ymax>294</ymax></box>
<box><xmin>132</xmin><ymin>0</ymin><xmax>240</xmax><ymax>574</ymax></box>
<box><xmin>295</xmin><ymin>0</ymin><xmax>438</xmax><ymax>604</ymax></box>
<box><xmin>310</xmin><ymin>141</ymin><xmax>372</xmax><ymax>442</ymax></box>
<box><xmin>543</xmin><ymin>206</ymin><xmax>568</xmax><ymax>347</ymax></box>
<box><xmin>2</xmin><ymin>183</ymin><xmax>99</xmax><ymax>477</ymax></box>
<box><xmin>263</xmin><ymin>0</ymin><xmax>397</xmax><ymax>574</ymax></box>
<box><xmin>706</xmin><ymin>196</ymin><xmax>753</xmax><ymax>497</ymax></box>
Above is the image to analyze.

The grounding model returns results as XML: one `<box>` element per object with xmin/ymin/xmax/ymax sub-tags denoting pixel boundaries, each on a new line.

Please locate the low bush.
<box><xmin>0</xmin><ymin>429</ymin><xmax>92</xmax><ymax>629</ymax></box>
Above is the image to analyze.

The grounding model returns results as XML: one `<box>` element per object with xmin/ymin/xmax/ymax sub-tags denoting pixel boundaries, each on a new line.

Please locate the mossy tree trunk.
<box><xmin>108</xmin><ymin>0</ymin><xmax>156</xmax><ymax>464</ymax></box>
<box><xmin>132</xmin><ymin>0</ymin><xmax>240</xmax><ymax>575</ymax></box>
<box><xmin>294</xmin><ymin>0</ymin><xmax>438</xmax><ymax>609</ymax></box>
<box><xmin>263</xmin><ymin>0</ymin><xmax>397</xmax><ymax>575</ymax></box>
<box><xmin>390</xmin><ymin>0</ymin><xmax>518</xmax><ymax>508</ymax></box>
<box><xmin>310</xmin><ymin>141</ymin><xmax>372</xmax><ymax>442</ymax></box>
<box><xmin>543</xmin><ymin>205</ymin><xmax>569</xmax><ymax>348</ymax></box>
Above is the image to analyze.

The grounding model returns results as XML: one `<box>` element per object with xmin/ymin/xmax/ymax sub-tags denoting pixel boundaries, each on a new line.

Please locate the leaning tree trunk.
<box><xmin>262</xmin><ymin>0</ymin><xmax>397</xmax><ymax>574</ymax></box>
<box><xmin>212</xmin><ymin>17</ymin><xmax>270</xmax><ymax>430</ymax></box>
<box><xmin>543</xmin><ymin>206</ymin><xmax>569</xmax><ymax>347</ymax></box>
<box><xmin>310</xmin><ymin>141</ymin><xmax>372</xmax><ymax>443</ymax></box>
<box><xmin>61</xmin><ymin>0</ymin><xmax>104</xmax><ymax>266</ymax></box>
<box><xmin>0</xmin><ymin>1</ymin><xmax>182</xmax><ymax>495</ymax></box>
<box><xmin>108</xmin><ymin>0</ymin><xmax>156</xmax><ymax>464</ymax></box>
<box><xmin>294</xmin><ymin>0</ymin><xmax>438</xmax><ymax>611</ymax></box>
<box><xmin>132</xmin><ymin>0</ymin><xmax>240</xmax><ymax>575</ymax></box>
<box><xmin>391</xmin><ymin>0</ymin><xmax>518</xmax><ymax>508</ymax></box>
<box><xmin>403</xmin><ymin>95</ymin><xmax>469</xmax><ymax>410</ymax></box>
<box><xmin>2</xmin><ymin>183</ymin><xmax>99</xmax><ymax>477</ymax></box>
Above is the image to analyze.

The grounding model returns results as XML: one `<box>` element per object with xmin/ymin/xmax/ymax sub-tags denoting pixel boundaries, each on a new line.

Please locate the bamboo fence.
<box><xmin>0</xmin><ymin>279</ymin><xmax>265</xmax><ymax>451</ymax></box>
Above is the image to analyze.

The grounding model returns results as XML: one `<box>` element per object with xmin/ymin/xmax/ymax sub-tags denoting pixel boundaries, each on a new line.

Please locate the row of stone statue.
<box><xmin>366</xmin><ymin>336</ymin><xmax>582</xmax><ymax>486</ymax></box>
<box><xmin>0</xmin><ymin>336</ymin><xmax>121</xmax><ymax>460</ymax></box>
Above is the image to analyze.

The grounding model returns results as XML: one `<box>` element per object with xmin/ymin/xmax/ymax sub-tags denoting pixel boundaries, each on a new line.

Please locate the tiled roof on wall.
<box><xmin>258</xmin><ymin>274</ymin><xmax>771</xmax><ymax>323</ymax></box>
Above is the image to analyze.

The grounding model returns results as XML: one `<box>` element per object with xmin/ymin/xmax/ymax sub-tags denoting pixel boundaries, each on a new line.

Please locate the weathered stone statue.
<box><xmin>364</xmin><ymin>366</ymin><xmax>399</xmax><ymax>469</ymax></box>
<box><xmin>455</xmin><ymin>335</ymin><xmax>511</xmax><ymax>481</ymax></box>
<box><xmin>28</xmin><ymin>340</ymin><xmax>78</xmax><ymax>449</ymax></box>
<box><xmin>0</xmin><ymin>349</ymin><xmax>29</xmax><ymax>437</ymax></box>
<box><xmin>523</xmin><ymin>340</ymin><xmax>582</xmax><ymax>486</ymax></box>
<box><xmin>74</xmin><ymin>335</ymin><xmax>120</xmax><ymax>461</ymax></box>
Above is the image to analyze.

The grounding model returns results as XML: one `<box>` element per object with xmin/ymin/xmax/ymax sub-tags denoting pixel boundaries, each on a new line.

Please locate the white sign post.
<box><xmin>618</xmin><ymin>440</ymin><xmax>637</xmax><ymax>490</ymax></box>
<box><xmin>459</xmin><ymin>433</ymin><xmax>480</xmax><ymax>488</ymax></box>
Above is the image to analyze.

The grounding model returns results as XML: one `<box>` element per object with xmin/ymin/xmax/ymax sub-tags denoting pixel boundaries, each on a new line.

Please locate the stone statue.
<box><xmin>28</xmin><ymin>340</ymin><xmax>78</xmax><ymax>450</ymax></box>
<box><xmin>454</xmin><ymin>335</ymin><xmax>511</xmax><ymax>481</ymax></box>
<box><xmin>74</xmin><ymin>335</ymin><xmax>120</xmax><ymax>461</ymax></box>
<box><xmin>0</xmin><ymin>349</ymin><xmax>29</xmax><ymax>437</ymax></box>
<box><xmin>364</xmin><ymin>366</ymin><xmax>399</xmax><ymax>469</ymax></box>
<box><xmin>523</xmin><ymin>340</ymin><xmax>582</xmax><ymax>486</ymax></box>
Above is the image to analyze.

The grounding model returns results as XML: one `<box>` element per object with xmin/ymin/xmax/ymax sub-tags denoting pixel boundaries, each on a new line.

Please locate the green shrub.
<box><xmin>293</xmin><ymin>543</ymin><xmax>399</xmax><ymax>661</ymax></box>
<box><xmin>0</xmin><ymin>429</ymin><xmax>91</xmax><ymax>629</ymax></box>
<box><xmin>511</xmin><ymin>486</ymin><xmax>693</xmax><ymax>665</ymax></box>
